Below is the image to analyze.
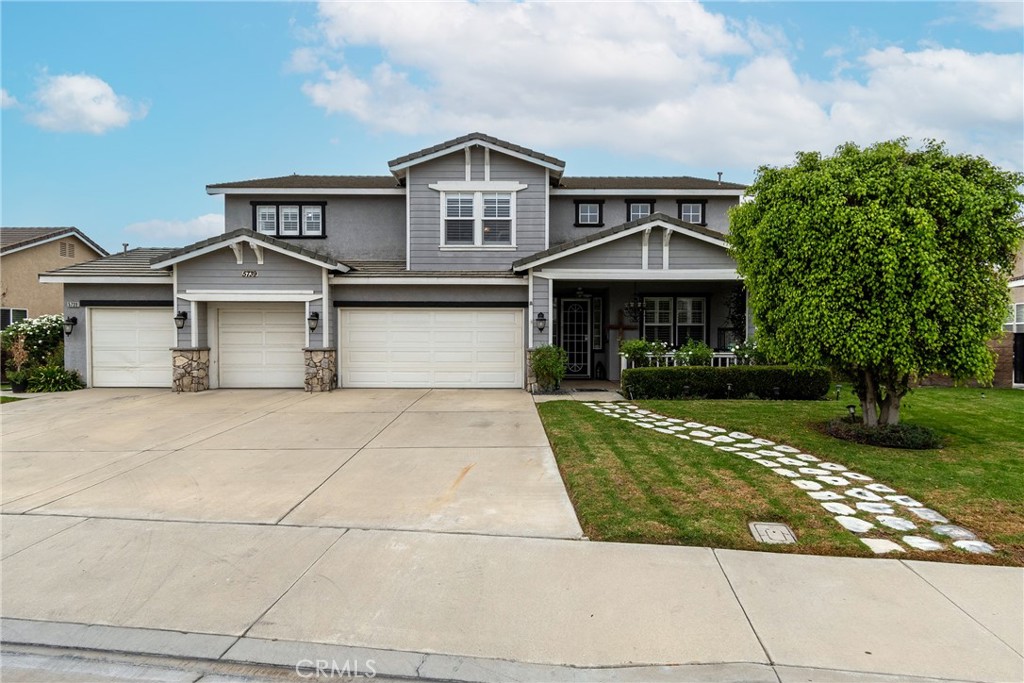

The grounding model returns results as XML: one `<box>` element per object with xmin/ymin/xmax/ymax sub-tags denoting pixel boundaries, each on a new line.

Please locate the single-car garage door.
<box><xmin>91</xmin><ymin>308</ymin><xmax>174</xmax><ymax>387</ymax></box>
<box><xmin>340</xmin><ymin>308</ymin><xmax>523</xmax><ymax>388</ymax></box>
<box><xmin>218</xmin><ymin>305</ymin><xmax>305</xmax><ymax>388</ymax></box>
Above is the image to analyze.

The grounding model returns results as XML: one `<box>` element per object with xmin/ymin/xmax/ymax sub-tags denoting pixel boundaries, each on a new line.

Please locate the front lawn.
<box><xmin>0</xmin><ymin>395</ymin><xmax>23</xmax><ymax>404</ymax></box>
<box><xmin>538</xmin><ymin>387</ymin><xmax>1024</xmax><ymax>565</ymax></box>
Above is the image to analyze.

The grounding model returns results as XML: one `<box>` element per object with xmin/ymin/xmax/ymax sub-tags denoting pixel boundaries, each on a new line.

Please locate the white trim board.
<box><xmin>177</xmin><ymin>291</ymin><xmax>322</xmax><ymax>302</ymax></box>
<box><xmin>150</xmin><ymin>236</ymin><xmax>349</xmax><ymax>272</ymax></box>
<box><xmin>39</xmin><ymin>275</ymin><xmax>172</xmax><ymax>284</ymax></box>
<box><xmin>534</xmin><ymin>268</ymin><xmax>740</xmax><ymax>281</ymax></box>
<box><xmin>429</xmin><ymin>181</ymin><xmax>528</xmax><ymax>192</ymax></box>
<box><xmin>329</xmin><ymin>276</ymin><xmax>526</xmax><ymax>286</ymax></box>
<box><xmin>389</xmin><ymin>139</ymin><xmax>565</xmax><ymax>175</ymax></box>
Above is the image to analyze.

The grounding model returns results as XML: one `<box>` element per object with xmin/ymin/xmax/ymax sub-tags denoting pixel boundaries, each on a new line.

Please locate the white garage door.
<box><xmin>218</xmin><ymin>305</ymin><xmax>305</xmax><ymax>388</ymax></box>
<box><xmin>91</xmin><ymin>308</ymin><xmax>174</xmax><ymax>387</ymax></box>
<box><xmin>340</xmin><ymin>308</ymin><xmax>524</xmax><ymax>388</ymax></box>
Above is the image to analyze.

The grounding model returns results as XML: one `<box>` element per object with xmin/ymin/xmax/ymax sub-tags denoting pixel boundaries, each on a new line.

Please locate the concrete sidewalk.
<box><xmin>2</xmin><ymin>518</ymin><xmax>1022</xmax><ymax>682</ymax></box>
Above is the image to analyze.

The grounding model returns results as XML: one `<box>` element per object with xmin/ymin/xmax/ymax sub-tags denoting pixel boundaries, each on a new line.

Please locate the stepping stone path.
<box><xmin>582</xmin><ymin>401</ymin><xmax>995</xmax><ymax>556</ymax></box>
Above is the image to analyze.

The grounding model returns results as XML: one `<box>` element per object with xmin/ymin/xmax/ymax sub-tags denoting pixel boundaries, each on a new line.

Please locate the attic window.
<box><xmin>574</xmin><ymin>200</ymin><xmax>604</xmax><ymax>227</ymax></box>
<box><xmin>627</xmin><ymin>200</ymin><xmax>654</xmax><ymax>221</ymax></box>
<box><xmin>59</xmin><ymin>241</ymin><xmax>76</xmax><ymax>258</ymax></box>
<box><xmin>678</xmin><ymin>200</ymin><xmax>707</xmax><ymax>225</ymax></box>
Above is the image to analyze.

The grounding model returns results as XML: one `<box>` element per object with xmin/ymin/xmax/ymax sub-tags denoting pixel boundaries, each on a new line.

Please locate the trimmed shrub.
<box><xmin>824</xmin><ymin>418</ymin><xmax>942</xmax><ymax>450</ymax></box>
<box><xmin>530</xmin><ymin>345</ymin><xmax>568</xmax><ymax>392</ymax></box>
<box><xmin>673</xmin><ymin>338</ymin><xmax>713</xmax><ymax>366</ymax></box>
<box><xmin>621</xmin><ymin>365</ymin><xmax>831</xmax><ymax>400</ymax></box>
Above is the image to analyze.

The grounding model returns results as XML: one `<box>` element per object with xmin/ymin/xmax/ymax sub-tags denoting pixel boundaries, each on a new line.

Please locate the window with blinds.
<box><xmin>442</xmin><ymin>191</ymin><xmax>513</xmax><ymax>246</ymax></box>
<box><xmin>676</xmin><ymin>297</ymin><xmax>706</xmax><ymax>342</ymax></box>
<box><xmin>643</xmin><ymin>297</ymin><xmax>673</xmax><ymax>344</ymax></box>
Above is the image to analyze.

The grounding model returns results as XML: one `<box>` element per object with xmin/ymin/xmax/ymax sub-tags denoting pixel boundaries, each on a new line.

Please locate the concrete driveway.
<box><xmin>1</xmin><ymin>388</ymin><xmax>582</xmax><ymax>538</ymax></box>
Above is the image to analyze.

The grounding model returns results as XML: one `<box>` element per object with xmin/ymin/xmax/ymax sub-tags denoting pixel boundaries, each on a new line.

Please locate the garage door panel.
<box><xmin>218</xmin><ymin>306</ymin><xmax>305</xmax><ymax>388</ymax></box>
<box><xmin>340</xmin><ymin>308</ymin><xmax>523</xmax><ymax>388</ymax></box>
<box><xmin>91</xmin><ymin>308</ymin><xmax>174</xmax><ymax>388</ymax></box>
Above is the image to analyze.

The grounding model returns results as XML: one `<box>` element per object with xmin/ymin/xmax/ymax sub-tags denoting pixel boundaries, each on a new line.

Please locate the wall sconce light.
<box><xmin>535</xmin><ymin>312</ymin><xmax>546</xmax><ymax>332</ymax></box>
<box><xmin>173</xmin><ymin>311</ymin><xmax>188</xmax><ymax>330</ymax></box>
<box><xmin>846</xmin><ymin>404</ymin><xmax>856</xmax><ymax>421</ymax></box>
<box><xmin>63</xmin><ymin>316</ymin><xmax>78</xmax><ymax>336</ymax></box>
<box><xmin>307</xmin><ymin>311</ymin><xmax>320</xmax><ymax>332</ymax></box>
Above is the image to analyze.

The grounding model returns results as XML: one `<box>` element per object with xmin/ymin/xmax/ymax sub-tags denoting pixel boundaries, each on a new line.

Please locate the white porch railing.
<box><xmin>620</xmin><ymin>352</ymin><xmax>739</xmax><ymax>374</ymax></box>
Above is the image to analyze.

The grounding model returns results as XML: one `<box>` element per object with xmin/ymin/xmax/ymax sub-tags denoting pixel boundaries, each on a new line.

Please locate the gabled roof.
<box><xmin>39</xmin><ymin>247</ymin><xmax>175</xmax><ymax>282</ymax></box>
<box><xmin>387</xmin><ymin>132</ymin><xmax>566</xmax><ymax>178</ymax></box>
<box><xmin>513</xmin><ymin>213</ymin><xmax>729</xmax><ymax>272</ymax></box>
<box><xmin>1</xmin><ymin>227</ymin><xmax>109</xmax><ymax>257</ymax></box>
<box><xmin>557</xmin><ymin>176</ymin><xmax>747</xmax><ymax>191</ymax></box>
<box><xmin>149</xmin><ymin>228</ymin><xmax>350</xmax><ymax>272</ymax></box>
<box><xmin>207</xmin><ymin>175</ymin><xmax>402</xmax><ymax>193</ymax></box>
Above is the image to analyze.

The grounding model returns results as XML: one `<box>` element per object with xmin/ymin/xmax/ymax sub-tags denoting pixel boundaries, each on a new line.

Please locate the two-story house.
<box><xmin>42</xmin><ymin>133</ymin><xmax>747</xmax><ymax>390</ymax></box>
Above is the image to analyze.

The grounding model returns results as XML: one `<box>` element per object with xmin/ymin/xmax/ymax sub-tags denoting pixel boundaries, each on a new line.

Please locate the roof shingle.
<box><xmin>41</xmin><ymin>247</ymin><xmax>175</xmax><ymax>278</ymax></box>
<box><xmin>387</xmin><ymin>132</ymin><xmax>565</xmax><ymax>171</ymax></box>
<box><xmin>1</xmin><ymin>226</ymin><xmax>109</xmax><ymax>256</ymax></box>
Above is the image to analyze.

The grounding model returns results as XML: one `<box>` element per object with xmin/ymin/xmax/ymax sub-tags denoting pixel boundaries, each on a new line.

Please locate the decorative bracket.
<box><xmin>229</xmin><ymin>243</ymin><xmax>244</xmax><ymax>265</ymax></box>
<box><xmin>249</xmin><ymin>242</ymin><xmax>264</xmax><ymax>265</ymax></box>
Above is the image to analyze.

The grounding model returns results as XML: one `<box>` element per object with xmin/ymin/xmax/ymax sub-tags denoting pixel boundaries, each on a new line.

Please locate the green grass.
<box><xmin>1</xmin><ymin>395</ymin><xmax>24</xmax><ymax>403</ymax></box>
<box><xmin>538</xmin><ymin>387</ymin><xmax>1024</xmax><ymax>565</ymax></box>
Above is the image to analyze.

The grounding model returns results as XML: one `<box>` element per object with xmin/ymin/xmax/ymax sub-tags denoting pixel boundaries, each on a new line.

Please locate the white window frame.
<box><xmin>675</xmin><ymin>296</ymin><xmax>706</xmax><ymax>343</ymax></box>
<box><xmin>678</xmin><ymin>202</ymin><xmax>704</xmax><ymax>225</ymax></box>
<box><xmin>628</xmin><ymin>201</ymin><xmax>654</xmax><ymax>222</ymax></box>
<box><xmin>642</xmin><ymin>297</ymin><xmax>673</xmax><ymax>344</ymax></box>
<box><xmin>256</xmin><ymin>205</ymin><xmax>278</xmax><ymax>235</ymax></box>
<box><xmin>576</xmin><ymin>202</ymin><xmax>603</xmax><ymax>226</ymax></box>
<box><xmin>0</xmin><ymin>307</ymin><xmax>28</xmax><ymax>330</ymax></box>
<box><xmin>280</xmin><ymin>205</ymin><xmax>300</xmax><ymax>236</ymax></box>
<box><xmin>302</xmin><ymin>205</ymin><xmax>322</xmax><ymax>235</ymax></box>
<box><xmin>254</xmin><ymin>203</ymin><xmax>326</xmax><ymax>237</ymax></box>
<box><xmin>439</xmin><ymin>190</ymin><xmax>516</xmax><ymax>248</ymax></box>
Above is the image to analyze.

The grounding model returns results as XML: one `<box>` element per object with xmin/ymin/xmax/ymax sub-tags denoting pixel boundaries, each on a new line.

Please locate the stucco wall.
<box><xmin>1</xmin><ymin>235</ymin><xmax>103</xmax><ymax>316</ymax></box>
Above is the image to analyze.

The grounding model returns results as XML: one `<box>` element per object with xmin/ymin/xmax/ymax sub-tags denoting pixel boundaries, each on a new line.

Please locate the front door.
<box><xmin>560</xmin><ymin>298</ymin><xmax>590</xmax><ymax>378</ymax></box>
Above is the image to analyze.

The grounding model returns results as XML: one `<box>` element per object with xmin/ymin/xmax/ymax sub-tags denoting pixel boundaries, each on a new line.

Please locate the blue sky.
<box><xmin>2</xmin><ymin>1</ymin><xmax>1021</xmax><ymax>252</ymax></box>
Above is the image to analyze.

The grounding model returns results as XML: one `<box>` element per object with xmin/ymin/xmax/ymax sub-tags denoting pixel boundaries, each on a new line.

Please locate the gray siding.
<box><xmin>550</xmin><ymin>234</ymin><xmax>643</xmax><ymax>269</ymax></box>
<box><xmin>62</xmin><ymin>283</ymin><xmax>174</xmax><ymax>385</ymax></box>
<box><xmin>224</xmin><ymin>195</ymin><xmax>405</xmax><ymax>261</ymax></box>
<box><xmin>668</xmin><ymin>234</ymin><xmax>736</xmax><ymax>269</ymax></box>
<box><xmin>549</xmin><ymin>195</ymin><xmax>739</xmax><ymax>246</ymax></box>
<box><xmin>408</xmin><ymin>150</ymin><xmax>548</xmax><ymax>271</ymax></box>
<box><xmin>332</xmin><ymin>283</ymin><xmax>526</xmax><ymax>304</ymax></box>
<box><xmin>531</xmin><ymin>276</ymin><xmax>551</xmax><ymax>348</ymax></box>
<box><xmin>176</xmin><ymin>248</ymin><xmax>324</xmax><ymax>291</ymax></box>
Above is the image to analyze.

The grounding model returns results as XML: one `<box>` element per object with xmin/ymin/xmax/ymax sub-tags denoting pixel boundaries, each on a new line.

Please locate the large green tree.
<box><xmin>729</xmin><ymin>140</ymin><xmax>1023</xmax><ymax>426</ymax></box>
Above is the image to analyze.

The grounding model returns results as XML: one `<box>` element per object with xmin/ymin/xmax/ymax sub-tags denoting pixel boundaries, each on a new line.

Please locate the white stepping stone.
<box><xmin>953</xmin><ymin>540</ymin><xmax>995</xmax><ymax>554</ymax></box>
<box><xmin>717</xmin><ymin>446</ymin><xmax>740</xmax><ymax>452</ymax></box>
<box><xmin>792</xmin><ymin>479</ymin><xmax>823</xmax><ymax>491</ymax></box>
<box><xmin>819</xmin><ymin>463</ymin><xmax>847</xmax><ymax>471</ymax></box>
<box><xmin>844</xmin><ymin>472</ymin><xmax>873</xmax><ymax>482</ymax></box>
<box><xmin>777</xmin><ymin>457</ymin><xmax>807</xmax><ymax>467</ymax></box>
<box><xmin>903</xmin><ymin>536</ymin><xmax>944</xmax><ymax>551</ymax></box>
<box><xmin>684</xmin><ymin>422</ymin><xmax>704</xmax><ymax>428</ymax></box>
<box><xmin>856</xmin><ymin>502</ymin><xmax>894</xmax><ymax>514</ymax></box>
<box><xmin>772</xmin><ymin>468</ymin><xmax>799</xmax><ymax>478</ymax></box>
<box><xmin>655</xmin><ymin>428</ymin><xmax>676</xmax><ymax>435</ymax></box>
<box><xmin>711</xmin><ymin>435</ymin><xmax>735</xmax><ymax>443</ymax></box>
<box><xmin>835</xmin><ymin>516</ymin><xmax>874</xmax><ymax>533</ymax></box>
<box><xmin>932</xmin><ymin>525</ymin><xmax>977</xmax><ymax>541</ymax></box>
<box><xmin>736</xmin><ymin>451</ymin><xmax>760</xmax><ymax>459</ymax></box>
<box><xmin>729</xmin><ymin>432</ymin><xmax>754</xmax><ymax>440</ymax></box>
<box><xmin>876</xmin><ymin>516</ymin><xmax>917</xmax><ymax>531</ymax></box>
<box><xmin>773</xmin><ymin>445</ymin><xmax>801</xmax><ymax>453</ymax></box>
<box><xmin>637</xmin><ymin>422</ymin><xmax>655</xmax><ymax>429</ymax></box>
<box><xmin>861</xmin><ymin>538</ymin><xmax>904</xmax><ymax>554</ymax></box>
<box><xmin>675</xmin><ymin>434</ymin><xmax>691</xmax><ymax>440</ymax></box>
<box><xmin>885</xmin><ymin>495</ymin><xmax>923</xmax><ymax>508</ymax></box>
<box><xmin>665</xmin><ymin>418</ymin><xmax>683</xmax><ymax>424</ymax></box>
<box><xmin>648</xmin><ymin>415</ymin><xmax>667</xmax><ymax>420</ymax></box>
<box><xmin>865</xmin><ymin>483</ymin><xmax>896</xmax><ymax>493</ymax></box>
<box><xmin>822</xmin><ymin>502</ymin><xmax>856</xmax><ymax>515</ymax></box>
<box><xmin>654</xmin><ymin>421</ymin><xmax>674</xmax><ymax>427</ymax></box>
<box><xmin>622</xmin><ymin>418</ymin><xmax>637</xmax><ymax>423</ymax></box>
<box><xmin>691</xmin><ymin>430</ymin><xmax>712</xmax><ymax>438</ymax></box>
<box><xmin>635</xmin><ymin>410</ymin><xmax>651</xmax><ymax>415</ymax></box>
<box><xmin>755</xmin><ymin>459</ymin><xmax>780</xmax><ymax>467</ymax></box>
<box><xmin>756</xmin><ymin>450</ymin><xmax>782</xmax><ymax>458</ymax></box>
<box><xmin>751</xmin><ymin>438</ymin><xmax>775</xmax><ymax>446</ymax></box>
<box><xmin>798</xmin><ymin>467</ymin><xmax>829</xmax><ymax>476</ymax></box>
<box><xmin>669</xmin><ymin>426</ymin><xmax>689</xmax><ymax>431</ymax></box>
<box><xmin>734</xmin><ymin>442</ymin><xmax>760</xmax><ymax>449</ymax></box>
<box><xmin>808</xmin><ymin>491</ymin><xmax>845</xmax><ymax>500</ymax></box>
<box><xmin>704</xmin><ymin>426</ymin><xmax>728</xmax><ymax>434</ymax></box>
<box><xmin>817</xmin><ymin>476</ymin><xmax>850</xmax><ymax>486</ymax></box>
<box><xmin>846</xmin><ymin>488</ymin><xmax>883</xmax><ymax>501</ymax></box>
<box><xmin>695</xmin><ymin>439</ymin><xmax>717</xmax><ymax>447</ymax></box>
<box><xmin>795</xmin><ymin>454</ymin><xmax>821</xmax><ymax>462</ymax></box>
<box><xmin>909</xmin><ymin>508</ymin><xmax>948</xmax><ymax>523</ymax></box>
<box><xmin>614</xmin><ymin>409</ymin><xmax>629</xmax><ymax>414</ymax></box>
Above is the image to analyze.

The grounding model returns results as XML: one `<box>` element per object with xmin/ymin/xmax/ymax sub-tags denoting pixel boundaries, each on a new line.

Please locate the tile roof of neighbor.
<box><xmin>152</xmin><ymin>228</ymin><xmax>347</xmax><ymax>269</ymax></box>
<box><xmin>1</xmin><ymin>226</ymin><xmax>109</xmax><ymax>256</ymax></box>
<box><xmin>207</xmin><ymin>175</ymin><xmax>402</xmax><ymax>190</ymax></box>
<box><xmin>42</xmin><ymin>247</ymin><xmax>176</xmax><ymax>278</ymax></box>
<box><xmin>388</xmin><ymin>132</ymin><xmax>566</xmax><ymax>170</ymax></box>
<box><xmin>512</xmin><ymin>212</ymin><xmax>728</xmax><ymax>271</ymax></box>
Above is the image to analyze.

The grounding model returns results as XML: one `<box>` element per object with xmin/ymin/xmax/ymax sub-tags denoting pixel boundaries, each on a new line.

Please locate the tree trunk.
<box><xmin>860</xmin><ymin>370</ymin><xmax>879</xmax><ymax>427</ymax></box>
<box><xmin>881</xmin><ymin>393</ymin><xmax>901</xmax><ymax>425</ymax></box>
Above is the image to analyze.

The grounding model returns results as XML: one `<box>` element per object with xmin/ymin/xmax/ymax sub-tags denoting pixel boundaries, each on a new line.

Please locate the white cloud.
<box><xmin>124</xmin><ymin>214</ymin><xmax>223</xmax><ymax>245</ymax></box>
<box><xmin>973</xmin><ymin>1</ymin><xmax>1023</xmax><ymax>30</ymax></box>
<box><xmin>27</xmin><ymin>73</ymin><xmax>147</xmax><ymax>134</ymax></box>
<box><xmin>1</xmin><ymin>88</ymin><xmax>18</xmax><ymax>108</ymax></box>
<box><xmin>294</xmin><ymin>1</ymin><xmax>1023</xmax><ymax>171</ymax></box>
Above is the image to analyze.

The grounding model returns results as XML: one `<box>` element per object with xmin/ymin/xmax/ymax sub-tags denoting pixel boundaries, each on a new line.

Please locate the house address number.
<box><xmin>241</xmin><ymin>270</ymin><xmax>258</xmax><ymax>278</ymax></box>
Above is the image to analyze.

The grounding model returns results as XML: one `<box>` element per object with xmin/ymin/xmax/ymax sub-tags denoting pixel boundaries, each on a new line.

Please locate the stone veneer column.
<box><xmin>304</xmin><ymin>348</ymin><xmax>337</xmax><ymax>392</ymax></box>
<box><xmin>525</xmin><ymin>349</ymin><xmax>539</xmax><ymax>393</ymax></box>
<box><xmin>171</xmin><ymin>347</ymin><xmax>210</xmax><ymax>393</ymax></box>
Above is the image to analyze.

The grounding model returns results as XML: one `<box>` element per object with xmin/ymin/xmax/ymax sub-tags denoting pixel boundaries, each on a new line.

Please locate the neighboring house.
<box><xmin>41</xmin><ymin>132</ymin><xmax>747</xmax><ymax>391</ymax></box>
<box><xmin>1007</xmin><ymin>246</ymin><xmax>1024</xmax><ymax>387</ymax></box>
<box><xmin>1</xmin><ymin>227</ymin><xmax>108</xmax><ymax>329</ymax></box>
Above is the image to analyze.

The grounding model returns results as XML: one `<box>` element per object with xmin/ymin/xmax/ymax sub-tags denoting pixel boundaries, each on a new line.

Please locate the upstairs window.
<box><xmin>574</xmin><ymin>200</ymin><xmax>604</xmax><ymax>227</ymax></box>
<box><xmin>442</xmin><ymin>191</ymin><xmax>514</xmax><ymax>247</ymax></box>
<box><xmin>627</xmin><ymin>200</ymin><xmax>654</xmax><ymax>222</ymax></box>
<box><xmin>252</xmin><ymin>203</ymin><xmax>327</xmax><ymax>238</ymax></box>
<box><xmin>677</xmin><ymin>200</ymin><xmax>707</xmax><ymax>225</ymax></box>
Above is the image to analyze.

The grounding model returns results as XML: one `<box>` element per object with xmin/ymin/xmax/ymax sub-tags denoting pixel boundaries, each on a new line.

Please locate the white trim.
<box><xmin>39</xmin><ymin>275</ymin><xmax>172</xmax><ymax>284</ymax></box>
<box><xmin>229</xmin><ymin>243</ymin><xmax>244</xmax><ymax>264</ymax></box>
<box><xmin>513</xmin><ymin>218</ymin><xmax>729</xmax><ymax>271</ymax></box>
<box><xmin>150</xmin><ymin>235</ymin><xmax>349</xmax><ymax>272</ymax></box>
<box><xmin>429</xmin><ymin>181</ymin><xmax>528</xmax><ymax>192</ymax></box>
<box><xmin>662</xmin><ymin>229</ymin><xmax>672</xmax><ymax>270</ymax></box>
<box><xmin>190</xmin><ymin>300</ymin><xmax>198</xmax><ymax>347</ymax></box>
<box><xmin>250</xmin><ymin>243</ymin><xmax>264</xmax><ymax>265</ymax></box>
<box><xmin>548</xmin><ymin>276</ymin><xmax>554</xmax><ymax>345</ymax></box>
<box><xmin>405</xmin><ymin>167</ymin><xmax>412</xmax><ymax>271</ymax></box>
<box><xmin>439</xmin><ymin>246</ymin><xmax>517</xmax><ymax>252</ymax></box>
<box><xmin>544</xmin><ymin>169</ymin><xmax>550</xmax><ymax>250</ymax></box>
<box><xmin>329</xmin><ymin>276</ymin><xmax>525</xmax><ymax>286</ymax></box>
<box><xmin>1009</xmin><ymin>279</ymin><xmax>1024</xmax><ymax>288</ymax></box>
<box><xmin>641</xmin><ymin>228</ymin><xmax>651</xmax><ymax>270</ymax></box>
<box><xmin>465</xmin><ymin>146</ymin><xmax>472</xmax><ymax>181</ymax></box>
<box><xmin>184</xmin><ymin>289</ymin><xmax>315</xmax><ymax>294</ymax></box>
<box><xmin>2</xmin><ymin>232</ymin><xmax>107</xmax><ymax>258</ymax></box>
<box><xmin>550</xmin><ymin>188</ymin><xmax>743</xmax><ymax>197</ymax></box>
<box><xmin>207</xmin><ymin>187</ymin><xmax>406</xmax><ymax>196</ymax></box>
<box><xmin>322</xmin><ymin>268</ymin><xmax>330</xmax><ymax>348</ymax></box>
<box><xmin>527</xmin><ymin>270</ymin><xmax>534</xmax><ymax>349</ymax></box>
<box><xmin>484</xmin><ymin>147</ymin><xmax>491</xmax><ymax>181</ymax></box>
<box><xmin>534</xmin><ymin>268</ymin><xmax>740</xmax><ymax>281</ymax></box>
<box><xmin>388</xmin><ymin>138</ymin><xmax>565</xmax><ymax>175</ymax></box>
<box><xmin>178</xmin><ymin>291</ymin><xmax>322</xmax><ymax>302</ymax></box>
<box><xmin>304</xmin><ymin>300</ymin><xmax>310</xmax><ymax>348</ymax></box>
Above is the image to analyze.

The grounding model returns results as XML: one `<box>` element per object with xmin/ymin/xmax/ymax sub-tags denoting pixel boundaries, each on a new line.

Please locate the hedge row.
<box><xmin>621</xmin><ymin>365</ymin><xmax>831</xmax><ymax>400</ymax></box>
